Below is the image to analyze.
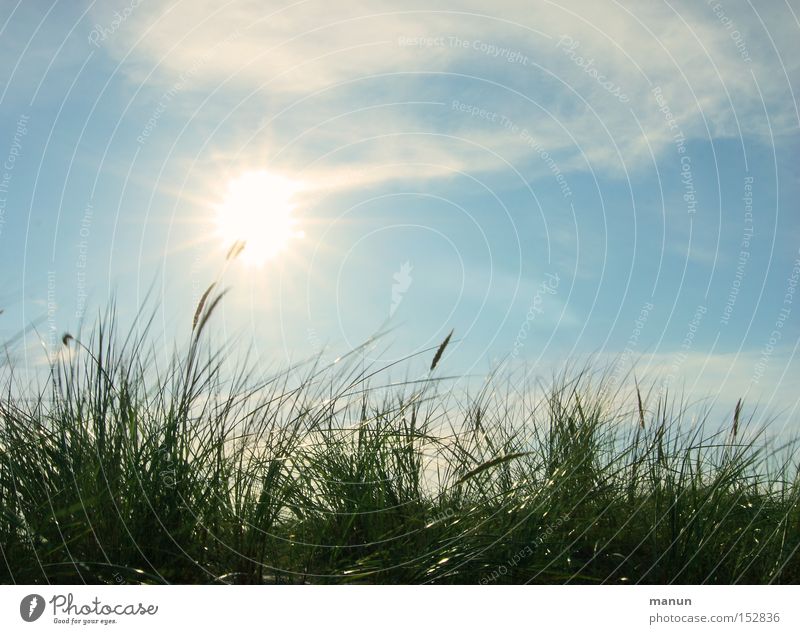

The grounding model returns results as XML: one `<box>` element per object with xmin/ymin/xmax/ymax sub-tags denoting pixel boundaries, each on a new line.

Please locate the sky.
<box><xmin>0</xmin><ymin>0</ymin><xmax>799</xmax><ymax>425</ymax></box>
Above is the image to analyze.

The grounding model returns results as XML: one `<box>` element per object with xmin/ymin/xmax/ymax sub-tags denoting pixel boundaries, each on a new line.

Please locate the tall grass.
<box><xmin>1</xmin><ymin>297</ymin><xmax>798</xmax><ymax>584</ymax></box>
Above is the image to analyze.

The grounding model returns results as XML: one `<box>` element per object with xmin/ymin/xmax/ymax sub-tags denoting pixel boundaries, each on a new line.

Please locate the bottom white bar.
<box><xmin>1</xmin><ymin>585</ymin><xmax>795</xmax><ymax>633</ymax></box>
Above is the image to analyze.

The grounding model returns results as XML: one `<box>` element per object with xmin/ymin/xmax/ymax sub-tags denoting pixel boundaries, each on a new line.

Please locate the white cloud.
<box><xmin>94</xmin><ymin>0</ymin><xmax>799</xmax><ymax>188</ymax></box>
<box><xmin>596</xmin><ymin>347</ymin><xmax>800</xmax><ymax>430</ymax></box>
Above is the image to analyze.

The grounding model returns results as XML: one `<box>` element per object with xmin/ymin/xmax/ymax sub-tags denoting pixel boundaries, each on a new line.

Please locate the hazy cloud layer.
<box><xmin>92</xmin><ymin>0</ymin><xmax>799</xmax><ymax>187</ymax></box>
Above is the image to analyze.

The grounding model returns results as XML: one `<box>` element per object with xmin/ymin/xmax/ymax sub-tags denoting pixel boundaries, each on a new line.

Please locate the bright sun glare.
<box><xmin>216</xmin><ymin>170</ymin><xmax>304</xmax><ymax>266</ymax></box>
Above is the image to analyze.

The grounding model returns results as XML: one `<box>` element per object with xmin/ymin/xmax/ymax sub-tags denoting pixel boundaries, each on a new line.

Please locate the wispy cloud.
<box><xmin>93</xmin><ymin>0</ymin><xmax>799</xmax><ymax>190</ymax></box>
<box><xmin>596</xmin><ymin>348</ymin><xmax>800</xmax><ymax>427</ymax></box>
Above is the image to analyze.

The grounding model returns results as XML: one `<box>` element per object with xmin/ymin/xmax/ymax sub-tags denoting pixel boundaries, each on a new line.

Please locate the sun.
<box><xmin>215</xmin><ymin>170</ymin><xmax>305</xmax><ymax>266</ymax></box>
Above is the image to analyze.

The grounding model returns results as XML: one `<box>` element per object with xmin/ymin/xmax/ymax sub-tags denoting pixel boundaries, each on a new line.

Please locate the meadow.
<box><xmin>1</xmin><ymin>293</ymin><xmax>798</xmax><ymax>584</ymax></box>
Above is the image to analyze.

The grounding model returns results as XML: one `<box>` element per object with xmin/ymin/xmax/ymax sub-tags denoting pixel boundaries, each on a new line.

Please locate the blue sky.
<box><xmin>1</xmin><ymin>0</ymin><xmax>799</xmax><ymax>423</ymax></box>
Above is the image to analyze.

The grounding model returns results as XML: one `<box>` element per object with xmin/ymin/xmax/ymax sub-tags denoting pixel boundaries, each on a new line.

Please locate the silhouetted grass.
<box><xmin>1</xmin><ymin>297</ymin><xmax>798</xmax><ymax>584</ymax></box>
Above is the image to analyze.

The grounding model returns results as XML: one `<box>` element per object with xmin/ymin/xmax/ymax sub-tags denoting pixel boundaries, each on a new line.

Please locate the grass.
<box><xmin>1</xmin><ymin>295</ymin><xmax>798</xmax><ymax>584</ymax></box>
